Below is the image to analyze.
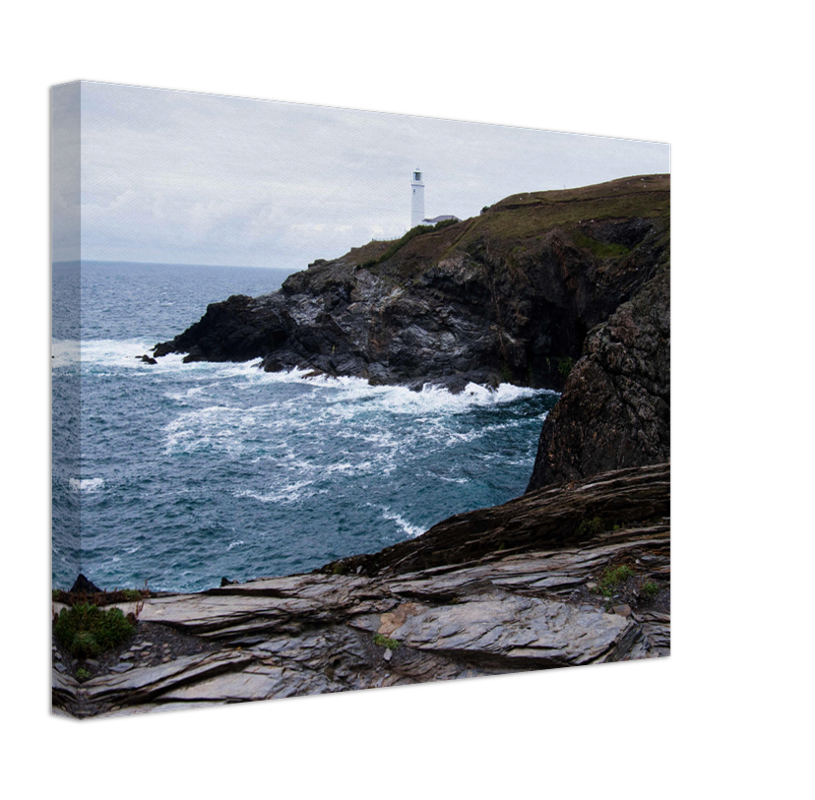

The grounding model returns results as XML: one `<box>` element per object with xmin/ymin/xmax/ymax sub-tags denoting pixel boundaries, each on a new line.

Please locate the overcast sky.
<box><xmin>52</xmin><ymin>81</ymin><xmax>670</xmax><ymax>271</ymax></box>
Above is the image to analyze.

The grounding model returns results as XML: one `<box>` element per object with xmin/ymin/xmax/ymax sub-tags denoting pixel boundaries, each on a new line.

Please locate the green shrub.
<box><xmin>598</xmin><ymin>564</ymin><xmax>634</xmax><ymax>596</ymax></box>
<box><xmin>374</xmin><ymin>634</ymin><xmax>400</xmax><ymax>650</ymax></box>
<box><xmin>54</xmin><ymin>603</ymin><xmax>135</xmax><ymax>659</ymax></box>
<box><xmin>642</xmin><ymin>581</ymin><xmax>659</xmax><ymax>598</ymax></box>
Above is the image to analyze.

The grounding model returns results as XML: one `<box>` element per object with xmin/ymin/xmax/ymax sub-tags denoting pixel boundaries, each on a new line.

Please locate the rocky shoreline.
<box><xmin>53</xmin><ymin>463</ymin><xmax>670</xmax><ymax>718</ymax></box>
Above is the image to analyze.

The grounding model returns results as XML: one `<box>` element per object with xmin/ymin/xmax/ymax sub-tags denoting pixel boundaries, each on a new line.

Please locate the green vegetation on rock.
<box><xmin>373</xmin><ymin>634</ymin><xmax>401</xmax><ymax>650</ymax></box>
<box><xmin>569</xmin><ymin>229</ymin><xmax>631</xmax><ymax>259</ymax></box>
<box><xmin>360</xmin><ymin>218</ymin><xmax>459</xmax><ymax>268</ymax></box>
<box><xmin>54</xmin><ymin>603</ymin><xmax>136</xmax><ymax>659</ymax></box>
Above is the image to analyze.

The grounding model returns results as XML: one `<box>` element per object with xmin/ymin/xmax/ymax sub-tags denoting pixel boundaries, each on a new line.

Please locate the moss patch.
<box><xmin>569</xmin><ymin>229</ymin><xmax>631</xmax><ymax>259</ymax></box>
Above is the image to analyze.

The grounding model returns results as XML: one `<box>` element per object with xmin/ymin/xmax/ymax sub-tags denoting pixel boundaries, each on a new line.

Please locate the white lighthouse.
<box><xmin>411</xmin><ymin>167</ymin><xmax>425</xmax><ymax>229</ymax></box>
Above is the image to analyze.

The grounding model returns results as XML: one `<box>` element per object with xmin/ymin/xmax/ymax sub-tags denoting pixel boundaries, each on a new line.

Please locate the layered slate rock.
<box><xmin>52</xmin><ymin>464</ymin><xmax>669</xmax><ymax>718</ymax></box>
<box><xmin>325</xmin><ymin>462</ymin><xmax>670</xmax><ymax>576</ymax></box>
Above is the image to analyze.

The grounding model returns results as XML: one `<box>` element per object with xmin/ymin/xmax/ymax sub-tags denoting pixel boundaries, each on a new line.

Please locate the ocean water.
<box><xmin>52</xmin><ymin>261</ymin><xmax>559</xmax><ymax>592</ymax></box>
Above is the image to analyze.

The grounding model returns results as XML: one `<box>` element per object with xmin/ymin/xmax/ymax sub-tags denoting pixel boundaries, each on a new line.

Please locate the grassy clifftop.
<box><xmin>356</xmin><ymin>173</ymin><xmax>669</xmax><ymax>284</ymax></box>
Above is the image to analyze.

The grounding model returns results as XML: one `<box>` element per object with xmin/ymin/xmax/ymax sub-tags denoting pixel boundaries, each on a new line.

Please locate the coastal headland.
<box><xmin>54</xmin><ymin>174</ymin><xmax>670</xmax><ymax>716</ymax></box>
<box><xmin>154</xmin><ymin>174</ymin><xmax>669</xmax><ymax>396</ymax></box>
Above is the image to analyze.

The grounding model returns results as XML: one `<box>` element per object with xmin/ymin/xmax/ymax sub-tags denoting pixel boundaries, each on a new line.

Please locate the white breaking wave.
<box><xmin>81</xmin><ymin>338</ymin><xmax>157</xmax><ymax>368</ymax></box>
<box><xmin>164</xmin><ymin>405</ymin><xmax>260</xmax><ymax>455</ymax></box>
<box><xmin>233</xmin><ymin>480</ymin><xmax>317</xmax><ymax>505</ymax></box>
<box><xmin>170</xmin><ymin>361</ymin><xmax>555</xmax><ymax>414</ymax></box>
<box><xmin>368</xmin><ymin>503</ymin><xmax>425</xmax><ymax>538</ymax></box>
<box><xmin>69</xmin><ymin>477</ymin><xmax>105</xmax><ymax>493</ymax></box>
<box><xmin>314</xmin><ymin>378</ymin><xmax>551</xmax><ymax>417</ymax></box>
<box><xmin>51</xmin><ymin>339</ymin><xmax>81</xmax><ymax>367</ymax></box>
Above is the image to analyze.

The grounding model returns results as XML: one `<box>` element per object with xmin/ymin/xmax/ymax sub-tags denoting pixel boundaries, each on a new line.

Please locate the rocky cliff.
<box><xmin>527</xmin><ymin>247</ymin><xmax>670</xmax><ymax>490</ymax></box>
<box><xmin>154</xmin><ymin>174</ymin><xmax>670</xmax><ymax>393</ymax></box>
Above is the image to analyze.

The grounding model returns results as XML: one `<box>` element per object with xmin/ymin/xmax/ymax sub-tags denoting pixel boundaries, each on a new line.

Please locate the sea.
<box><xmin>51</xmin><ymin>261</ymin><xmax>559</xmax><ymax>593</ymax></box>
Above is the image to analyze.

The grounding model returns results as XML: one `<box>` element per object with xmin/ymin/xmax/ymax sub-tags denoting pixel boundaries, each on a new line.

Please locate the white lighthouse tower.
<box><xmin>411</xmin><ymin>167</ymin><xmax>425</xmax><ymax>229</ymax></box>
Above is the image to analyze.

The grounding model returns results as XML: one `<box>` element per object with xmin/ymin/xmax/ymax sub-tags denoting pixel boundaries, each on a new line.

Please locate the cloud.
<box><xmin>65</xmin><ymin>81</ymin><xmax>670</xmax><ymax>269</ymax></box>
<box><xmin>51</xmin><ymin>83</ymin><xmax>81</xmax><ymax>262</ymax></box>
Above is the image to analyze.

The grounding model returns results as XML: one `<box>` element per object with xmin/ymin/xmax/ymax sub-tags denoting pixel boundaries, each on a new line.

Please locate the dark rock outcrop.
<box><xmin>152</xmin><ymin>293</ymin><xmax>291</xmax><ymax>364</ymax></box>
<box><xmin>69</xmin><ymin>574</ymin><xmax>101</xmax><ymax>594</ymax></box>
<box><xmin>526</xmin><ymin>244</ymin><xmax>670</xmax><ymax>491</ymax></box>
<box><xmin>153</xmin><ymin>175</ymin><xmax>669</xmax><ymax>392</ymax></box>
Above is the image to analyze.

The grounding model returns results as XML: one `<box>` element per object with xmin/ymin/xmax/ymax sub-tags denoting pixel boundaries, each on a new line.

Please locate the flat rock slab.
<box><xmin>387</xmin><ymin>592</ymin><xmax>636</xmax><ymax>667</ymax></box>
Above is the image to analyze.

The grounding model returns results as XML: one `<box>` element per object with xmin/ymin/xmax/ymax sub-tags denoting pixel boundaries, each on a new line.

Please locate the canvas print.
<box><xmin>51</xmin><ymin>82</ymin><xmax>670</xmax><ymax>718</ymax></box>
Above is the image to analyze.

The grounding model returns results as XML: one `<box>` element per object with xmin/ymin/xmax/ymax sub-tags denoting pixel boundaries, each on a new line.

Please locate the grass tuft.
<box><xmin>374</xmin><ymin>634</ymin><xmax>401</xmax><ymax>650</ymax></box>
